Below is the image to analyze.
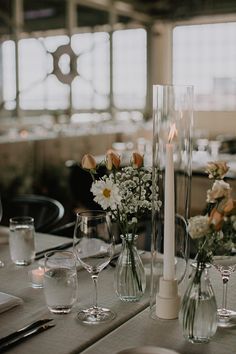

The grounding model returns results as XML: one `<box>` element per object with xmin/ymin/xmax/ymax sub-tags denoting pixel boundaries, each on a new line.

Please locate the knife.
<box><xmin>0</xmin><ymin>322</ymin><xmax>55</xmax><ymax>352</ymax></box>
<box><xmin>35</xmin><ymin>241</ymin><xmax>74</xmax><ymax>260</ymax></box>
<box><xmin>0</xmin><ymin>318</ymin><xmax>53</xmax><ymax>346</ymax></box>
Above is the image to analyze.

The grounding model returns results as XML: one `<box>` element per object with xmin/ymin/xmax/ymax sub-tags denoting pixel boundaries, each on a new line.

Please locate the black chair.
<box><xmin>65</xmin><ymin>160</ymin><xmax>106</xmax><ymax>210</ymax></box>
<box><xmin>50</xmin><ymin>221</ymin><xmax>76</xmax><ymax>238</ymax></box>
<box><xmin>2</xmin><ymin>194</ymin><xmax>65</xmax><ymax>233</ymax></box>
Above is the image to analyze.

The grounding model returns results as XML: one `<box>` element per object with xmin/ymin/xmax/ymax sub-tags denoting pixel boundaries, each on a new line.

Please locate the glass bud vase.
<box><xmin>114</xmin><ymin>234</ymin><xmax>146</xmax><ymax>302</ymax></box>
<box><xmin>179</xmin><ymin>263</ymin><xmax>217</xmax><ymax>343</ymax></box>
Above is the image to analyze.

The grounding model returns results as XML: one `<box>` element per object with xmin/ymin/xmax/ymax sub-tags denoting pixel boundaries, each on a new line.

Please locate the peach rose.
<box><xmin>206</xmin><ymin>180</ymin><xmax>231</xmax><ymax>203</ymax></box>
<box><xmin>206</xmin><ymin>161</ymin><xmax>229</xmax><ymax>179</ymax></box>
<box><xmin>209</xmin><ymin>207</ymin><xmax>224</xmax><ymax>231</ymax></box>
<box><xmin>106</xmin><ymin>150</ymin><xmax>121</xmax><ymax>170</ymax></box>
<box><xmin>132</xmin><ymin>152</ymin><xmax>143</xmax><ymax>169</ymax></box>
<box><xmin>217</xmin><ymin>197</ymin><xmax>234</xmax><ymax>214</ymax></box>
<box><xmin>81</xmin><ymin>154</ymin><xmax>96</xmax><ymax>170</ymax></box>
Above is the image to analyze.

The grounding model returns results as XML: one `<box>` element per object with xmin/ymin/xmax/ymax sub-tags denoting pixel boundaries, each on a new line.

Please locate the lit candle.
<box><xmin>29</xmin><ymin>267</ymin><xmax>45</xmax><ymax>288</ymax></box>
<box><xmin>163</xmin><ymin>124</ymin><xmax>177</xmax><ymax>280</ymax></box>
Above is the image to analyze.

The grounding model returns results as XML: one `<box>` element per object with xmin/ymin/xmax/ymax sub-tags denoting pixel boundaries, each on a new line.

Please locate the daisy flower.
<box><xmin>91</xmin><ymin>179</ymin><xmax>121</xmax><ymax>210</ymax></box>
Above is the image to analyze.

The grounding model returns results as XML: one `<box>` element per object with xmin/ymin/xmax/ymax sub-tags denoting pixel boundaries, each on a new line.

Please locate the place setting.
<box><xmin>0</xmin><ymin>198</ymin><xmax>24</xmax><ymax>315</ymax></box>
<box><xmin>0</xmin><ymin>201</ymin><xmax>56</xmax><ymax>351</ymax></box>
<box><xmin>0</xmin><ymin>318</ymin><xmax>55</xmax><ymax>352</ymax></box>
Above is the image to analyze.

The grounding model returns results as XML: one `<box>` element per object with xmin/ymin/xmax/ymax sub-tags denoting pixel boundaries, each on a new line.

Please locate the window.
<box><xmin>1</xmin><ymin>28</ymin><xmax>147</xmax><ymax>116</ymax></box>
<box><xmin>2</xmin><ymin>40</ymin><xmax>16</xmax><ymax>110</ymax></box>
<box><xmin>173</xmin><ymin>22</ymin><xmax>236</xmax><ymax>111</ymax></box>
<box><xmin>113</xmin><ymin>28</ymin><xmax>147</xmax><ymax>110</ymax></box>
<box><xmin>71</xmin><ymin>32</ymin><xmax>110</xmax><ymax>110</ymax></box>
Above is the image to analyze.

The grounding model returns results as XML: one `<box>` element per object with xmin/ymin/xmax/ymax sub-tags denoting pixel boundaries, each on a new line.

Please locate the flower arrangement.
<box><xmin>81</xmin><ymin>150</ymin><xmax>161</xmax><ymax>239</ymax></box>
<box><xmin>81</xmin><ymin>149</ymin><xmax>161</xmax><ymax>300</ymax></box>
<box><xmin>180</xmin><ymin>161</ymin><xmax>236</xmax><ymax>342</ymax></box>
<box><xmin>188</xmin><ymin>160</ymin><xmax>236</xmax><ymax>267</ymax></box>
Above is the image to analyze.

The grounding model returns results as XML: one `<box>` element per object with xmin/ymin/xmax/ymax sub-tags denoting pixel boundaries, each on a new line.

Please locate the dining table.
<box><xmin>0</xmin><ymin>226</ymin><xmax>236</xmax><ymax>354</ymax></box>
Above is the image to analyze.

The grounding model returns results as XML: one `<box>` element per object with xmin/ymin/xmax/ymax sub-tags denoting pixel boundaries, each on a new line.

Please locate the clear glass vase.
<box><xmin>114</xmin><ymin>234</ymin><xmax>146</xmax><ymax>302</ymax></box>
<box><xmin>179</xmin><ymin>263</ymin><xmax>217</xmax><ymax>343</ymax></box>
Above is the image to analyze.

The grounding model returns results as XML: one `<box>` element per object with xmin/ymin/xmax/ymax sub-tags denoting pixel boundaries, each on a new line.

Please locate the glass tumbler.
<box><xmin>44</xmin><ymin>251</ymin><xmax>77</xmax><ymax>314</ymax></box>
<box><xmin>9</xmin><ymin>216</ymin><xmax>35</xmax><ymax>265</ymax></box>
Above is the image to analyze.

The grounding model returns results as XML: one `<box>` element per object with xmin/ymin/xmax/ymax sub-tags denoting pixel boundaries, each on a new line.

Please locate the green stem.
<box><xmin>126</xmin><ymin>237</ymin><xmax>143</xmax><ymax>292</ymax></box>
<box><xmin>182</xmin><ymin>262</ymin><xmax>204</xmax><ymax>339</ymax></box>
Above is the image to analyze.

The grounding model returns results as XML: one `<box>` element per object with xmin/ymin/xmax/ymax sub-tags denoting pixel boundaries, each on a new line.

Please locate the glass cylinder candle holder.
<box><xmin>151</xmin><ymin>84</ymin><xmax>193</xmax><ymax>319</ymax></box>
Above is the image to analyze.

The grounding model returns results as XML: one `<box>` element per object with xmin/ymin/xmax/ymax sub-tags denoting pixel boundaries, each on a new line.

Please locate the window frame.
<box><xmin>0</xmin><ymin>23</ymin><xmax>148</xmax><ymax>121</ymax></box>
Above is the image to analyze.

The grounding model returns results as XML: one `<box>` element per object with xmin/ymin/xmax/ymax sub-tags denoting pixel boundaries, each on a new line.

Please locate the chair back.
<box><xmin>66</xmin><ymin>160</ymin><xmax>105</xmax><ymax>210</ymax></box>
<box><xmin>3</xmin><ymin>194</ymin><xmax>64</xmax><ymax>233</ymax></box>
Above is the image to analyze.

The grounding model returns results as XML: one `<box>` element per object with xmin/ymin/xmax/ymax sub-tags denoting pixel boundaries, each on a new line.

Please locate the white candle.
<box><xmin>163</xmin><ymin>126</ymin><xmax>176</xmax><ymax>280</ymax></box>
<box><xmin>29</xmin><ymin>267</ymin><xmax>45</xmax><ymax>288</ymax></box>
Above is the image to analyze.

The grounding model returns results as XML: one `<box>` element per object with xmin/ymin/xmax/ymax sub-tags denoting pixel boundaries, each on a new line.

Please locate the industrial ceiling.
<box><xmin>1</xmin><ymin>0</ymin><xmax>236</xmax><ymax>35</ymax></box>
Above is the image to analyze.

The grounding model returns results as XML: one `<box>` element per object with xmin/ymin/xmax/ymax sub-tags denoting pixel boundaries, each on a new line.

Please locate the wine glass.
<box><xmin>212</xmin><ymin>252</ymin><xmax>236</xmax><ymax>327</ymax></box>
<box><xmin>0</xmin><ymin>196</ymin><xmax>5</xmax><ymax>267</ymax></box>
<box><xmin>73</xmin><ymin>210</ymin><xmax>116</xmax><ymax>324</ymax></box>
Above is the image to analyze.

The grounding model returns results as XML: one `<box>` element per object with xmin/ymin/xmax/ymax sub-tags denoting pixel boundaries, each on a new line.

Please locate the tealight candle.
<box><xmin>29</xmin><ymin>267</ymin><xmax>45</xmax><ymax>288</ymax></box>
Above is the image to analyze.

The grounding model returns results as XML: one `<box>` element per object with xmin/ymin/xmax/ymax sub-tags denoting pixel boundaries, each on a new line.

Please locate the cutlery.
<box><xmin>0</xmin><ymin>322</ymin><xmax>55</xmax><ymax>352</ymax></box>
<box><xmin>0</xmin><ymin>318</ymin><xmax>53</xmax><ymax>345</ymax></box>
<box><xmin>35</xmin><ymin>241</ymin><xmax>73</xmax><ymax>260</ymax></box>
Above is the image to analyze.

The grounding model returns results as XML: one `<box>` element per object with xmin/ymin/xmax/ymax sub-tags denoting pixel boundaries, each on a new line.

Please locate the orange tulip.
<box><xmin>81</xmin><ymin>154</ymin><xmax>96</xmax><ymax>170</ymax></box>
<box><xmin>132</xmin><ymin>152</ymin><xmax>143</xmax><ymax>169</ymax></box>
<box><xmin>106</xmin><ymin>150</ymin><xmax>121</xmax><ymax>170</ymax></box>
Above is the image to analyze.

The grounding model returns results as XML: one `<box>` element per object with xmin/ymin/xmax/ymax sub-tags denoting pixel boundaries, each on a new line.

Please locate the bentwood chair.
<box><xmin>2</xmin><ymin>194</ymin><xmax>65</xmax><ymax>233</ymax></box>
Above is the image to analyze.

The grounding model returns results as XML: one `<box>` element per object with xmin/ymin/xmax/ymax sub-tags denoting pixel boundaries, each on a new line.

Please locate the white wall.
<box><xmin>151</xmin><ymin>16</ymin><xmax>236</xmax><ymax>139</ymax></box>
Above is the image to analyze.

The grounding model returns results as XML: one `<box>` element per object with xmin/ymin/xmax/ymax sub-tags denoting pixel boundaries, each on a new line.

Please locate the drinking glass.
<box><xmin>73</xmin><ymin>210</ymin><xmax>116</xmax><ymax>324</ymax></box>
<box><xmin>212</xmin><ymin>253</ymin><xmax>236</xmax><ymax>327</ymax></box>
<box><xmin>0</xmin><ymin>197</ymin><xmax>4</xmax><ymax>267</ymax></box>
<box><xmin>9</xmin><ymin>216</ymin><xmax>35</xmax><ymax>265</ymax></box>
<box><xmin>44</xmin><ymin>250</ymin><xmax>77</xmax><ymax>314</ymax></box>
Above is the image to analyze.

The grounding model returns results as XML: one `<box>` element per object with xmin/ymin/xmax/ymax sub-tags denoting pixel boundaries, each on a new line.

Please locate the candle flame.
<box><xmin>19</xmin><ymin>129</ymin><xmax>29</xmax><ymax>138</ymax></box>
<box><xmin>168</xmin><ymin>124</ymin><xmax>177</xmax><ymax>143</ymax></box>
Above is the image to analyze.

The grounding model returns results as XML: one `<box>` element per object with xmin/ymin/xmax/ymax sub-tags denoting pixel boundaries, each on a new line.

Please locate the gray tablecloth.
<box><xmin>80</xmin><ymin>269</ymin><xmax>236</xmax><ymax>354</ymax></box>
<box><xmin>0</xmin><ymin>229</ymin><xmax>150</xmax><ymax>354</ymax></box>
<box><xmin>1</xmin><ymin>227</ymin><xmax>236</xmax><ymax>354</ymax></box>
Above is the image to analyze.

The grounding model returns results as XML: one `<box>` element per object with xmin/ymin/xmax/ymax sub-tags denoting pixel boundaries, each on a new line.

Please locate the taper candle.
<box><xmin>163</xmin><ymin>124</ymin><xmax>176</xmax><ymax>280</ymax></box>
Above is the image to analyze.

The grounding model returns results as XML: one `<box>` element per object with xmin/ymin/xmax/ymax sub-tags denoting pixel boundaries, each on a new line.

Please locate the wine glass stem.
<box><xmin>92</xmin><ymin>275</ymin><xmax>98</xmax><ymax>308</ymax></box>
<box><xmin>222</xmin><ymin>276</ymin><xmax>229</xmax><ymax>312</ymax></box>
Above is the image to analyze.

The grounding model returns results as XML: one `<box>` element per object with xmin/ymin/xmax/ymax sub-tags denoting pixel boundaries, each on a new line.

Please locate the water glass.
<box><xmin>44</xmin><ymin>251</ymin><xmax>77</xmax><ymax>314</ymax></box>
<box><xmin>9</xmin><ymin>216</ymin><xmax>35</xmax><ymax>265</ymax></box>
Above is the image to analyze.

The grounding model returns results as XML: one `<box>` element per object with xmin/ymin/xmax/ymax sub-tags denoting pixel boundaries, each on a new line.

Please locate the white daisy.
<box><xmin>91</xmin><ymin>179</ymin><xmax>121</xmax><ymax>210</ymax></box>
